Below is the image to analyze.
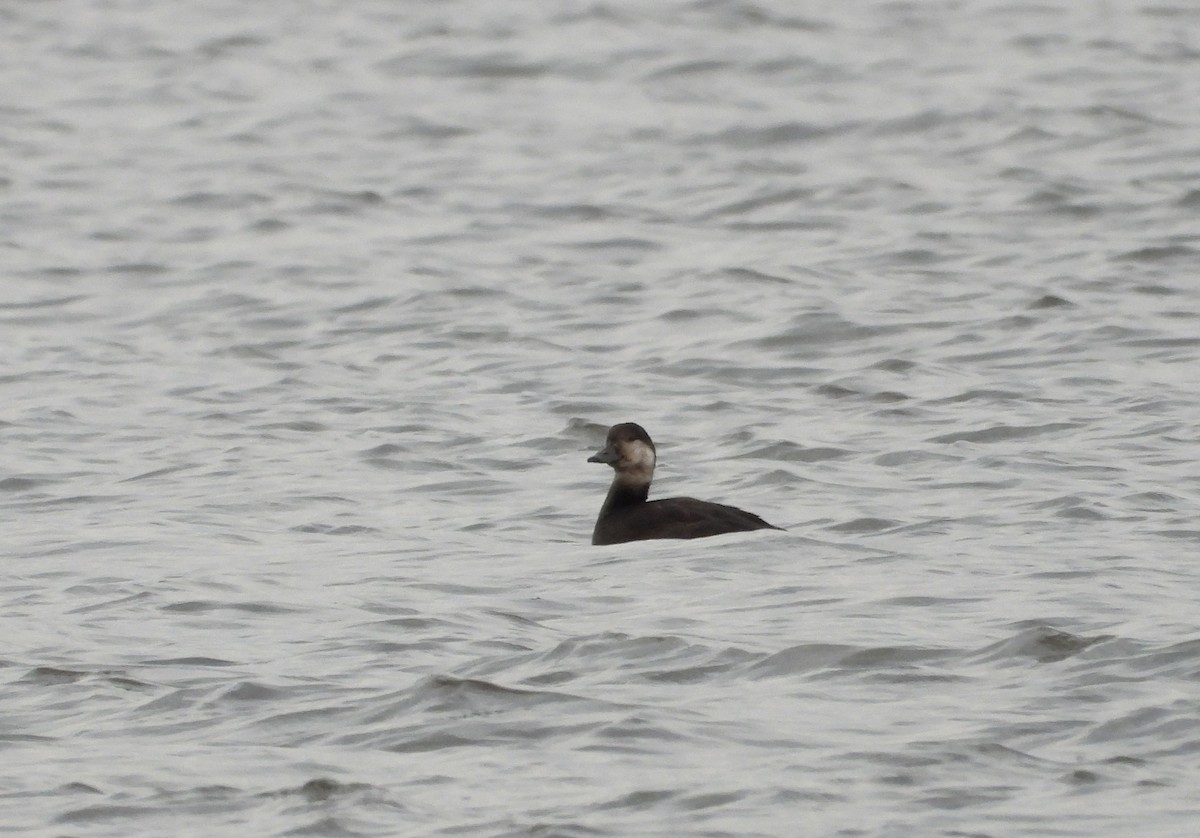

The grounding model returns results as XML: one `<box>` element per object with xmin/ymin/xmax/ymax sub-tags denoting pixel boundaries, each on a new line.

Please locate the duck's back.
<box><xmin>592</xmin><ymin>496</ymin><xmax>782</xmax><ymax>546</ymax></box>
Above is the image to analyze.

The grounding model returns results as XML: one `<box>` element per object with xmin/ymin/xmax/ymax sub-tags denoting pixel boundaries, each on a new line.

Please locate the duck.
<box><xmin>587</xmin><ymin>422</ymin><xmax>782</xmax><ymax>545</ymax></box>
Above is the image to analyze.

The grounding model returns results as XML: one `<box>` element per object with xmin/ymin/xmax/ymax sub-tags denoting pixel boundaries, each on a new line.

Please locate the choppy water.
<box><xmin>4</xmin><ymin>1</ymin><xmax>1200</xmax><ymax>835</ymax></box>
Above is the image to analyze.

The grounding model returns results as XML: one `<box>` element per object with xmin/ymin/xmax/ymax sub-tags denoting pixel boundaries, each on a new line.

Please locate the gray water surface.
<box><xmin>4</xmin><ymin>1</ymin><xmax>1200</xmax><ymax>835</ymax></box>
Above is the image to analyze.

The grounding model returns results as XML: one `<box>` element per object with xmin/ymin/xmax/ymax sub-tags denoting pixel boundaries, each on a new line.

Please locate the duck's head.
<box><xmin>588</xmin><ymin>422</ymin><xmax>656</xmax><ymax>486</ymax></box>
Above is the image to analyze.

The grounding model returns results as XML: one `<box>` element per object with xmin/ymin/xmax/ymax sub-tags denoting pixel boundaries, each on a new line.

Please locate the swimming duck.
<box><xmin>588</xmin><ymin>422</ymin><xmax>782</xmax><ymax>545</ymax></box>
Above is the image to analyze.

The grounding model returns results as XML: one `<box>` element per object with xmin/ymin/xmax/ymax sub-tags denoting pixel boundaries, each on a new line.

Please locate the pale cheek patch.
<box><xmin>630</xmin><ymin>442</ymin><xmax>656</xmax><ymax>471</ymax></box>
<box><xmin>619</xmin><ymin>440</ymin><xmax>656</xmax><ymax>482</ymax></box>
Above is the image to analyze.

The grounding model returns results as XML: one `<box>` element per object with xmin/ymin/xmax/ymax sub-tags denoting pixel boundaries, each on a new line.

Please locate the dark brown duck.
<box><xmin>588</xmin><ymin>422</ymin><xmax>783</xmax><ymax>545</ymax></box>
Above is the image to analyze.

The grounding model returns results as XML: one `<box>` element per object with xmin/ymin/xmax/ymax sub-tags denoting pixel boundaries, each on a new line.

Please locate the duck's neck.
<box><xmin>598</xmin><ymin>476</ymin><xmax>650</xmax><ymax>519</ymax></box>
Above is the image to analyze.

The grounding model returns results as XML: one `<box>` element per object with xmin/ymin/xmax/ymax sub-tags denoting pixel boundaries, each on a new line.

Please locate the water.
<box><xmin>3</xmin><ymin>0</ymin><xmax>1200</xmax><ymax>835</ymax></box>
